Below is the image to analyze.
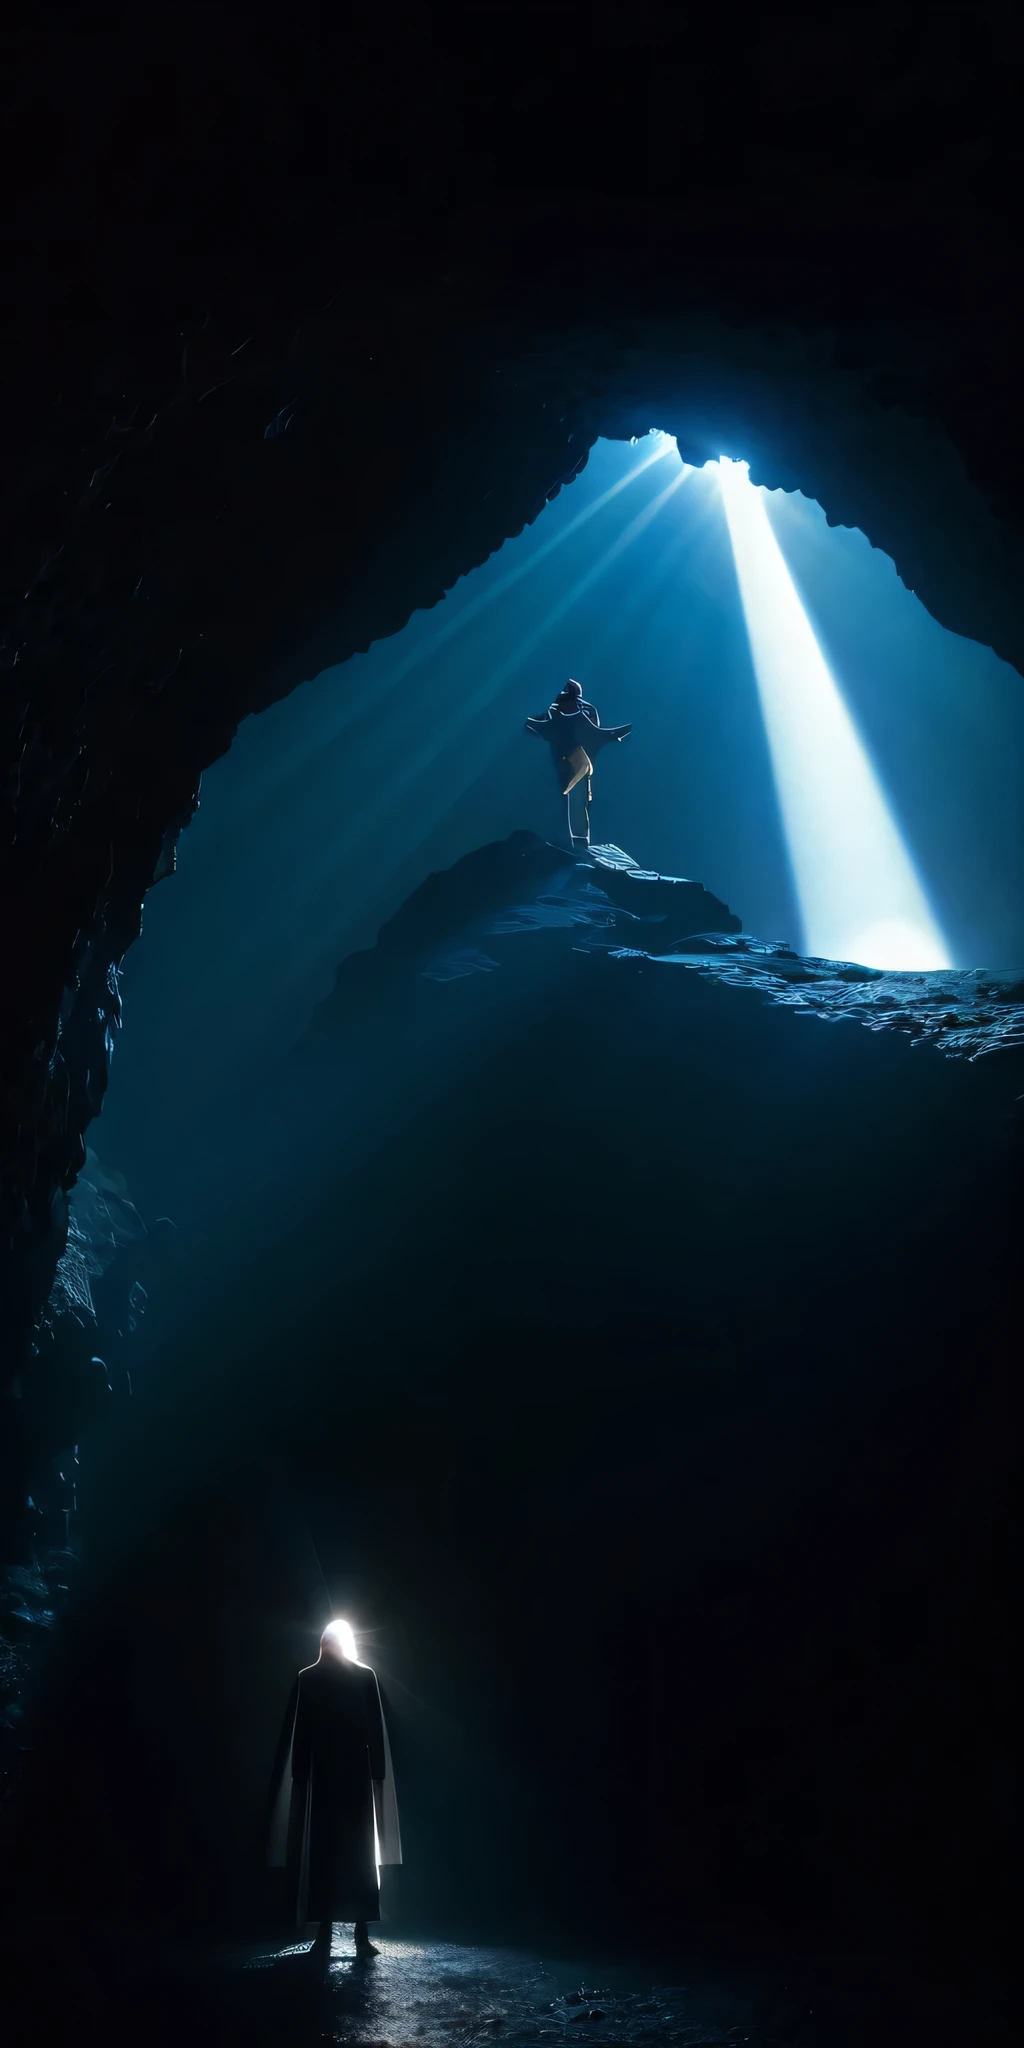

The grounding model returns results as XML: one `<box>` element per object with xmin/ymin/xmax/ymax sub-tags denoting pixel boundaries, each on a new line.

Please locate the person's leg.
<box><xmin>309</xmin><ymin>1919</ymin><xmax>333</xmax><ymax>1974</ymax></box>
<box><xmin>560</xmin><ymin>749</ymin><xmax>592</xmax><ymax>852</ymax></box>
<box><xmin>568</xmin><ymin>779</ymin><xmax>590</xmax><ymax>850</ymax></box>
<box><xmin>354</xmin><ymin>1920</ymin><xmax>380</xmax><ymax>1959</ymax></box>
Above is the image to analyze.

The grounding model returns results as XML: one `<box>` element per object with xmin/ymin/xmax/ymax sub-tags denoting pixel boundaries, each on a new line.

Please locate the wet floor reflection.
<box><xmin>244</xmin><ymin>1936</ymin><xmax>762</xmax><ymax>2048</ymax></box>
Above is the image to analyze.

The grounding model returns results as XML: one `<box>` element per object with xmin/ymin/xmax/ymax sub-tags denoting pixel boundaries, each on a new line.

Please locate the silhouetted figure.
<box><xmin>526</xmin><ymin>677</ymin><xmax>631</xmax><ymax>851</ymax></box>
<box><xmin>268</xmin><ymin>1619</ymin><xmax>401</xmax><ymax>1976</ymax></box>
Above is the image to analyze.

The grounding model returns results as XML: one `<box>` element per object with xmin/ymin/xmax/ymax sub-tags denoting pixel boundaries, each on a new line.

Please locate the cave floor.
<box><xmin>4</xmin><ymin>1922</ymin><xmax>1012</xmax><ymax>2048</ymax></box>
<box><xmin>242</xmin><ymin>1934</ymin><xmax>770</xmax><ymax>2047</ymax></box>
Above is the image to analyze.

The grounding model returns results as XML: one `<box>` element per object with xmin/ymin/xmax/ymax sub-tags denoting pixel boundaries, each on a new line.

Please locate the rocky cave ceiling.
<box><xmin>2</xmin><ymin>2</ymin><xmax>1023</xmax><ymax>1364</ymax></box>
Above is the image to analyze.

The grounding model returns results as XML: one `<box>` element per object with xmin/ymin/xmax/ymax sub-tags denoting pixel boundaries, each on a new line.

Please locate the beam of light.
<box><xmin>376</xmin><ymin>433</ymin><xmax>680</xmax><ymax>685</ymax></box>
<box><xmin>309</xmin><ymin>435</ymin><xmax>681</xmax><ymax>751</ymax></box>
<box><xmin>717</xmin><ymin>459</ymin><xmax>952</xmax><ymax>970</ymax></box>
<box><xmin>324</xmin><ymin>462</ymin><xmax>690</xmax><ymax>862</ymax></box>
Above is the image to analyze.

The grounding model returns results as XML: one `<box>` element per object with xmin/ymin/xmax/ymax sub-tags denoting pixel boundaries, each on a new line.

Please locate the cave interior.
<box><xmin>1</xmin><ymin>9</ymin><xmax>1022</xmax><ymax>2047</ymax></box>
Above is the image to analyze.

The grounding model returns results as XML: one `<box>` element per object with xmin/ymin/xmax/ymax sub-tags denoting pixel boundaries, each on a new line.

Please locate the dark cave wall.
<box><xmin>3</xmin><ymin>8</ymin><xmax>1024</xmax><ymax>1514</ymax></box>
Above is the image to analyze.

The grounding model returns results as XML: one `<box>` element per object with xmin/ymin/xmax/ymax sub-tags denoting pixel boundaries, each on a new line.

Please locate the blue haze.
<box><xmin>98</xmin><ymin>435</ymin><xmax>1024</xmax><ymax>1228</ymax></box>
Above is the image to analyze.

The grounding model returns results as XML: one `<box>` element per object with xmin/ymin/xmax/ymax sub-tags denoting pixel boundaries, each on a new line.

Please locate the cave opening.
<box><xmin>92</xmin><ymin>427</ymin><xmax>1024</xmax><ymax>1234</ymax></box>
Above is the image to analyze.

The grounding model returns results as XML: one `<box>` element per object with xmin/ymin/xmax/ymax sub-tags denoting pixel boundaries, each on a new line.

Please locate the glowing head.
<box><xmin>321</xmin><ymin>1618</ymin><xmax>358</xmax><ymax>1662</ymax></box>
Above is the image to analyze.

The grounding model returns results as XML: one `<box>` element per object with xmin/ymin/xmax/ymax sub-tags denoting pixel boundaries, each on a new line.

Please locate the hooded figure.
<box><xmin>525</xmin><ymin>678</ymin><xmax>631</xmax><ymax>850</ymax></box>
<box><xmin>267</xmin><ymin>1619</ymin><xmax>402</xmax><ymax>1970</ymax></box>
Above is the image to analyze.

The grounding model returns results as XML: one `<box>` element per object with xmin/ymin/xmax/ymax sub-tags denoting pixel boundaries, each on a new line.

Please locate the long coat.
<box><xmin>268</xmin><ymin>1654</ymin><xmax>402</xmax><ymax>1924</ymax></box>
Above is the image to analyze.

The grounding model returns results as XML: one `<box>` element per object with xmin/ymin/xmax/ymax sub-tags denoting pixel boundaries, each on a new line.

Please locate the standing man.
<box><xmin>268</xmin><ymin>1618</ymin><xmax>402</xmax><ymax>1975</ymax></box>
<box><xmin>525</xmin><ymin>678</ymin><xmax>631</xmax><ymax>852</ymax></box>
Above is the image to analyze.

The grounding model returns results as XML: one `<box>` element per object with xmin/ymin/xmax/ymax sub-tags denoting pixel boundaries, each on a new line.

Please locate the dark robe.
<box><xmin>267</xmin><ymin>1655</ymin><xmax>401</xmax><ymax>1925</ymax></box>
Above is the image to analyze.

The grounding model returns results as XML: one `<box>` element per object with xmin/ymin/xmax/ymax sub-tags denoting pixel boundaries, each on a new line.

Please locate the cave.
<box><xmin>2</xmin><ymin>11</ymin><xmax>1021</xmax><ymax>2048</ymax></box>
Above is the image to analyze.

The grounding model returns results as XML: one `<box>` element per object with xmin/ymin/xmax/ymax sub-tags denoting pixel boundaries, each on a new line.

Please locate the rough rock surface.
<box><xmin>622</xmin><ymin>938</ymin><xmax>1024</xmax><ymax>1067</ymax></box>
<box><xmin>0</xmin><ymin>1151</ymin><xmax>156</xmax><ymax>1810</ymax></box>
<box><xmin>313</xmin><ymin>834</ymin><xmax>740</xmax><ymax>1028</ymax></box>
<box><xmin>312</xmin><ymin>833</ymin><xmax>1024</xmax><ymax>1078</ymax></box>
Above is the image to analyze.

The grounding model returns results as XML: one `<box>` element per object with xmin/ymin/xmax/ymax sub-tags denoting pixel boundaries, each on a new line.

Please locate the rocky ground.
<box><xmin>3</xmin><ymin>1925</ymin><xmax>1011</xmax><ymax>2048</ymax></box>
<box><xmin>316</xmin><ymin>834</ymin><xmax>1024</xmax><ymax>1081</ymax></box>
<box><xmin>243</xmin><ymin>1936</ymin><xmax>771</xmax><ymax>2046</ymax></box>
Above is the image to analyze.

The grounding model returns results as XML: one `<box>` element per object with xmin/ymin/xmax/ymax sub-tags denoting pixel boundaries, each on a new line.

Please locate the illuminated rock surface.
<box><xmin>313</xmin><ymin>833</ymin><xmax>739</xmax><ymax>1027</ymax></box>
<box><xmin>636</xmin><ymin>942</ymin><xmax>1024</xmax><ymax>1064</ymax></box>
<box><xmin>313</xmin><ymin>831</ymin><xmax>1024</xmax><ymax>1073</ymax></box>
